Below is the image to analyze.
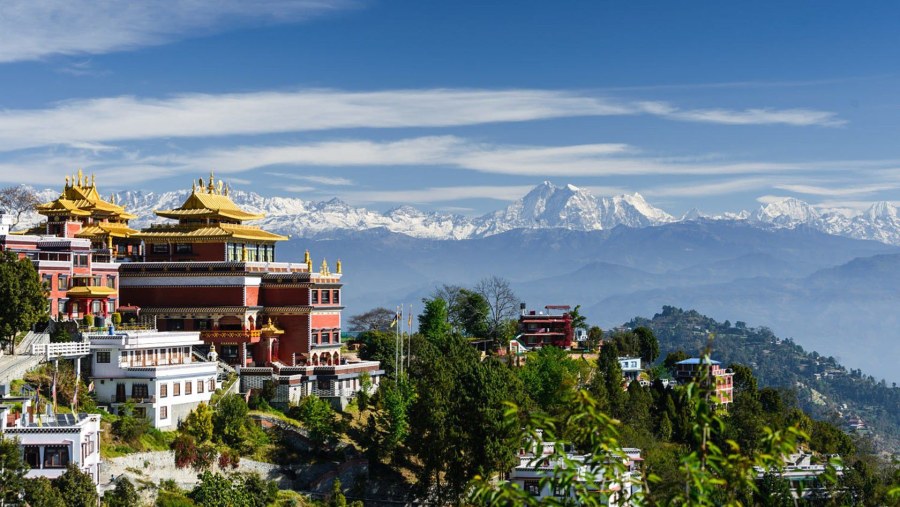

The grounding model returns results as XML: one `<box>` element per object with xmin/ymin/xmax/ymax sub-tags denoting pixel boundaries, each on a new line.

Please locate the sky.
<box><xmin>1</xmin><ymin>0</ymin><xmax>899</xmax><ymax>217</ymax></box>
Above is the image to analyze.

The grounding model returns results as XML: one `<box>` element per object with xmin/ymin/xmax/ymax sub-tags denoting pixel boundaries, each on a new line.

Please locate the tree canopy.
<box><xmin>0</xmin><ymin>250</ymin><xmax>47</xmax><ymax>353</ymax></box>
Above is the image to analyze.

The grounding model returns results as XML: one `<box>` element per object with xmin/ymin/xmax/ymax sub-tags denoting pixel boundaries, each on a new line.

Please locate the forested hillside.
<box><xmin>626</xmin><ymin>306</ymin><xmax>900</xmax><ymax>454</ymax></box>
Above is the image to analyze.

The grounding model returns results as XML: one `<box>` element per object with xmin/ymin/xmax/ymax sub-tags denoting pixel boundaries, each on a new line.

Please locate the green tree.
<box><xmin>634</xmin><ymin>326</ymin><xmax>660</xmax><ymax>364</ymax></box>
<box><xmin>347</xmin><ymin>307</ymin><xmax>395</xmax><ymax>332</ymax></box>
<box><xmin>589</xmin><ymin>342</ymin><xmax>625</xmax><ymax>417</ymax></box>
<box><xmin>473</xmin><ymin>276</ymin><xmax>520</xmax><ymax>342</ymax></box>
<box><xmin>0</xmin><ymin>436</ymin><xmax>28</xmax><ymax>504</ymax></box>
<box><xmin>357</xmin><ymin>330</ymin><xmax>397</xmax><ymax>376</ymax></box>
<box><xmin>22</xmin><ymin>477</ymin><xmax>66</xmax><ymax>507</ymax></box>
<box><xmin>103</xmin><ymin>477</ymin><xmax>140</xmax><ymax>507</ymax></box>
<box><xmin>292</xmin><ymin>394</ymin><xmax>335</xmax><ymax>447</ymax></box>
<box><xmin>517</xmin><ymin>346</ymin><xmax>579</xmax><ymax>417</ymax></box>
<box><xmin>0</xmin><ymin>250</ymin><xmax>47</xmax><ymax>354</ymax></box>
<box><xmin>356</xmin><ymin>371</ymin><xmax>372</xmax><ymax>412</ymax></box>
<box><xmin>54</xmin><ymin>464</ymin><xmax>99</xmax><ymax>507</ymax></box>
<box><xmin>568</xmin><ymin>305</ymin><xmax>587</xmax><ymax>330</ymax></box>
<box><xmin>213</xmin><ymin>394</ymin><xmax>250</xmax><ymax>448</ymax></box>
<box><xmin>453</xmin><ymin>289</ymin><xmax>491</xmax><ymax>338</ymax></box>
<box><xmin>375</xmin><ymin>378</ymin><xmax>412</xmax><ymax>457</ymax></box>
<box><xmin>663</xmin><ymin>350</ymin><xmax>689</xmax><ymax>372</ymax></box>
<box><xmin>189</xmin><ymin>471</ymin><xmax>240</xmax><ymax>507</ymax></box>
<box><xmin>113</xmin><ymin>399</ymin><xmax>150</xmax><ymax>443</ymax></box>
<box><xmin>182</xmin><ymin>402</ymin><xmax>214</xmax><ymax>442</ymax></box>
<box><xmin>418</xmin><ymin>297</ymin><xmax>451</xmax><ymax>340</ymax></box>
<box><xmin>586</xmin><ymin>326</ymin><xmax>603</xmax><ymax>351</ymax></box>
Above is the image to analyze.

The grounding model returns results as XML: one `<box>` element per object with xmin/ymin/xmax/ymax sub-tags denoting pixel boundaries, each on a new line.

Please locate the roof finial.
<box><xmin>320</xmin><ymin>258</ymin><xmax>329</xmax><ymax>275</ymax></box>
<box><xmin>217</xmin><ymin>179</ymin><xmax>223</xmax><ymax>195</ymax></box>
<box><xmin>198</xmin><ymin>177</ymin><xmax>204</xmax><ymax>191</ymax></box>
<box><xmin>65</xmin><ymin>176</ymin><xmax>70</xmax><ymax>188</ymax></box>
<box><xmin>91</xmin><ymin>173</ymin><xmax>96</xmax><ymax>187</ymax></box>
<box><xmin>77</xmin><ymin>169</ymin><xmax>84</xmax><ymax>186</ymax></box>
<box><xmin>208</xmin><ymin>171</ymin><xmax>215</xmax><ymax>193</ymax></box>
<box><xmin>192</xmin><ymin>180</ymin><xmax>197</xmax><ymax>193</ymax></box>
<box><xmin>336</xmin><ymin>259</ymin><xmax>342</xmax><ymax>274</ymax></box>
<box><xmin>224</xmin><ymin>183</ymin><xmax>230</xmax><ymax>196</ymax></box>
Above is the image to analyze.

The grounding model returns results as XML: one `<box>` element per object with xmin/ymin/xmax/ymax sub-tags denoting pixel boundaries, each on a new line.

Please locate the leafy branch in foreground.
<box><xmin>470</xmin><ymin>351</ymin><xmax>826</xmax><ymax>506</ymax></box>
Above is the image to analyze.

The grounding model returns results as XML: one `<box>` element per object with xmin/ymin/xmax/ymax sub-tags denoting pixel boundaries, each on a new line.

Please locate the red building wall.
<box><xmin>120</xmin><ymin>286</ymin><xmax>245</xmax><ymax>307</ymax></box>
<box><xmin>311</xmin><ymin>313</ymin><xmax>341</xmax><ymax>329</ymax></box>
<box><xmin>144</xmin><ymin>242</ymin><xmax>226</xmax><ymax>262</ymax></box>
<box><xmin>245</xmin><ymin>286</ymin><xmax>260</xmax><ymax>306</ymax></box>
<box><xmin>273</xmin><ymin>314</ymin><xmax>310</xmax><ymax>364</ymax></box>
<box><xmin>260</xmin><ymin>285</ymin><xmax>309</xmax><ymax>306</ymax></box>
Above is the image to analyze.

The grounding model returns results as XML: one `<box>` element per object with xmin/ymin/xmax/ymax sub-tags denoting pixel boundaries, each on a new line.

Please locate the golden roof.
<box><xmin>76</xmin><ymin>222</ymin><xmax>139</xmax><ymax>239</ymax></box>
<box><xmin>133</xmin><ymin>222</ymin><xmax>287</xmax><ymax>242</ymax></box>
<box><xmin>36</xmin><ymin>170</ymin><xmax>137</xmax><ymax>220</ymax></box>
<box><xmin>67</xmin><ymin>286</ymin><xmax>118</xmax><ymax>297</ymax></box>
<box><xmin>154</xmin><ymin>173</ymin><xmax>264</xmax><ymax>222</ymax></box>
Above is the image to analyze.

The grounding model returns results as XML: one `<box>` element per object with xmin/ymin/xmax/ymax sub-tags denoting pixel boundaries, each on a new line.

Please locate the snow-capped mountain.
<box><xmin>11</xmin><ymin>182</ymin><xmax>900</xmax><ymax>246</ymax></box>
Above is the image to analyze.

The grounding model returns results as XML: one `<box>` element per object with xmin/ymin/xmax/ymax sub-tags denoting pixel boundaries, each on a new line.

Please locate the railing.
<box><xmin>199</xmin><ymin>330</ymin><xmax>261</xmax><ymax>342</ymax></box>
<box><xmin>106</xmin><ymin>395</ymin><xmax>156</xmax><ymax>404</ymax></box>
<box><xmin>32</xmin><ymin>342</ymin><xmax>91</xmax><ymax>358</ymax></box>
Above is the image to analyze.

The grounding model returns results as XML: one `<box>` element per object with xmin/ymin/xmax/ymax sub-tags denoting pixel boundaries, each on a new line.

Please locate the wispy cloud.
<box><xmin>339</xmin><ymin>185</ymin><xmax>537</xmax><ymax>204</ymax></box>
<box><xmin>774</xmin><ymin>182</ymin><xmax>897</xmax><ymax>196</ymax></box>
<box><xmin>643</xmin><ymin>178</ymin><xmax>771</xmax><ymax>198</ymax></box>
<box><xmin>264</xmin><ymin>172</ymin><xmax>354</xmax><ymax>186</ymax></box>
<box><xmin>3</xmin><ymin>136</ymin><xmax>889</xmax><ymax>189</ymax></box>
<box><xmin>0</xmin><ymin>0</ymin><xmax>354</xmax><ymax>63</ymax></box>
<box><xmin>0</xmin><ymin>88</ymin><xmax>844</xmax><ymax>152</ymax></box>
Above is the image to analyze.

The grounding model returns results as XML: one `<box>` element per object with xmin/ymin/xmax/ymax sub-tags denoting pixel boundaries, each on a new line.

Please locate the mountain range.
<box><xmin>23</xmin><ymin>181</ymin><xmax>900</xmax><ymax>246</ymax></box>
<box><xmin>17</xmin><ymin>182</ymin><xmax>900</xmax><ymax>383</ymax></box>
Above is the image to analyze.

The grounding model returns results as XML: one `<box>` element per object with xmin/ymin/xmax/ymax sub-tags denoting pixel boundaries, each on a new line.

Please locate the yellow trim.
<box><xmin>66</xmin><ymin>286</ymin><xmax>117</xmax><ymax>297</ymax></box>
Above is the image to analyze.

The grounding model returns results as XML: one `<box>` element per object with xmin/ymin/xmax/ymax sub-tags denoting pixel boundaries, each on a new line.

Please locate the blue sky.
<box><xmin>1</xmin><ymin>0</ymin><xmax>899</xmax><ymax>216</ymax></box>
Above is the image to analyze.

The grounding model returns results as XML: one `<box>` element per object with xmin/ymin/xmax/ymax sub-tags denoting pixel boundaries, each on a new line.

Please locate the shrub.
<box><xmin>111</xmin><ymin>312</ymin><xmax>122</xmax><ymax>326</ymax></box>
<box><xmin>82</xmin><ymin>314</ymin><xmax>94</xmax><ymax>328</ymax></box>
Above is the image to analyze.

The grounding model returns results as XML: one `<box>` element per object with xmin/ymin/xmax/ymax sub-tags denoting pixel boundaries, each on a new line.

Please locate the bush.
<box><xmin>111</xmin><ymin>312</ymin><xmax>122</xmax><ymax>326</ymax></box>
<box><xmin>82</xmin><ymin>314</ymin><xmax>94</xmax><ymax>328</ymax></box>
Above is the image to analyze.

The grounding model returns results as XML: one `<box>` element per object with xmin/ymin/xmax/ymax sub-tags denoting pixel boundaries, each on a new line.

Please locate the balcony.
<box><xmin>199</xmin><ymin>329</ymin><xmax>261</xmax><ymax>344</ymax></box>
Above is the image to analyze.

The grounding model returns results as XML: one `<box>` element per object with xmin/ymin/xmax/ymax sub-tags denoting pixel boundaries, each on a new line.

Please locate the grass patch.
<box><xmin>248</xmin><ymin>409</ymin><xmax>303</xmax><ymax>429</ymax></box>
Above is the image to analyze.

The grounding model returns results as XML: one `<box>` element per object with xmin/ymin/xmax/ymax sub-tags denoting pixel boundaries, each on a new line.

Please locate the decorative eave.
<box><xmin>67</xmin><ymin>286</ymin><xmax>117</xmax><ymax>298</ymax></box>
<box><xmin>154</xmin><ymin>174</ymin><xmax>265</xmax><ymax>222</ymax></box>
<box><xmin>134</xmin><ymin>223</ymin><xmax>287</xmax><ymax>242</ymax></box>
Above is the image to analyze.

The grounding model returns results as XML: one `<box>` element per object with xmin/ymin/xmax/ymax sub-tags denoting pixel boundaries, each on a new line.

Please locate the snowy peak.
<box><xmin>9</xmin><ymin>181</ymin><xmax>900</xmax><ymax>246</ymax></box>
<box><xmin>753</xmin><ymin>197</ymin><xmax>820</xmax><ymax>226</ymax></box>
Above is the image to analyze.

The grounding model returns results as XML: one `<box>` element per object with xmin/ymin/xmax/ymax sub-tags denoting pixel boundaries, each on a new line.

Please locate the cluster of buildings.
<box><xmin>0</xmin><ymin>172</ymin><xmax>383</xmax><ymax>485</ymax></box>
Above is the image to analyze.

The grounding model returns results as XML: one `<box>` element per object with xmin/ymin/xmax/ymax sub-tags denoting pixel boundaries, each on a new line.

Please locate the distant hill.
<box><xmin>625</xmin><ymin>307</ymin><xmax>900</xmax><ymax>454</ymax></box>
<box><xmin>279</xmin><ymin>222</ymin><xmax>900</xmax><ymax>383</ymax></box>
<box><xmin>589</xmin><ymin>253</ymin><xmax>900</xmax><ymax>383</ymax></box>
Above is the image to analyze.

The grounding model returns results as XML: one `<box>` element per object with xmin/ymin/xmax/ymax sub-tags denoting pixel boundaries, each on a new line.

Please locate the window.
<box><xmin>173</xmin><ymin>382</ymin><xmax>181</xmax><ymax>396</ymax></box>
<box><xmin>58</xmin><ymin>274</ymin><xmax>68</xmax><ymax>289</ymax></box>
<box><xmin>525</xmin><ymin>481</ymin><xmax>540</xmax><ymax>495</ymax></box>
<box><xmin>107</xmin><ymin>275</ymin><xmax>116</xmax><ymax>288</ymax></box>
<box><xmin>312</xmin><ymin>333</ymin><xmax>319</xmax><ymax>344</ymax></box>
<box><xmin>333</xmin><ymin>290</ymin><xmax>340</xmax><ymax>304</ymax></box>
<box><xmin>43</xmin><ymin>446</ymin><xmax>69</xmax><ymax>468</ymax></box>
<box><xmin>321</xmin><ymin>290</ymin><xmax>331</xmax><ymax>304</ymax></box>
<box><xmin>185</xmin><ymin>381</ymin><xmax>192</xmax><ymax>395</ymax></box>
<box><xmin>91</xmin><ymin>300</ymin><xmax>102</xmax><ymax>314</ymax></box>
<box><xmin>152</xmin><ymin>243</ymin><xmax>168</xmax><ymax>254</ymax></box>
<box><xmin>132</xmin><ymin>384</ymin><xmax>149</xmax><ymax>399</ymax></box>
<box><xmin>160</xmin><ymin>383</ymin><xmax>168</xmax><ymax>398</ymax></box>
<box><xmin>209</xmin><ymin>379</ymin><xmax>215</xmax><ymax>392</ymax></box>
<box><xmin>175</xmin><ymin>243</ymin><xmax>193</xmax><ymax>254</ymax></box>
<box><xmin>57</xmin><ymin>299</ymin><xmax>66</xmax><ymax>315</ymax></box>
<box><xmin>41</xmin><ymin>274</ymin><xmax>53</xmax><ymax>289</ymax></box>
<box><xmin>160</xmin><ymin>406</ymin><xmax>168</xmax><ymax>419</ymax></box>
<box><xmin>197</xmin><ymin>380</ymin><xmax>204</xmax><ymax>394</ymax></box>
<box><xmin>96</xmin><ymin>351</ymin><xmax>110</xmax><ymax>364</ymax></box>
<box><xmin>24</xmin><ymin>447</ymin><xmax>39</xmax><ymax>468</ymax></box>
<box><xmin>311</xmin><ymin>290</ymin><xmax>319</xmax><ymax>304</ymax></box>
<box><xmin>74</xmin><ymin>254</ymin><xmax>89</xmax><ymax>267</ymax></box>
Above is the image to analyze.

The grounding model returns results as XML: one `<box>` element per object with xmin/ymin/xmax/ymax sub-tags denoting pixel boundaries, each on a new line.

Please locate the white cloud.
<box><xmin>775</xmin><ymin>183</ymin><xmax>897</xmax><ymax>196</ymax></box>
<box><xmin>756</xmin><ymin>195</ymin><xmax>793</xmax><ymax>205</ymax></box>
<box><xmin>339</xmin><ymin>185</ymin><xmax>537</xmax><ymax>204</ymax></box>
<box><xmin>0</xmin><ymin>88</ymin><xmax>845</xmax><ymax>152</ymax></box>
<box><xmin>643</xmin><ymin>178</ymin><xmax>771</xmax><ymax>198</ymax></box>
<box><xmin>0</xmin><ymin>0</ymin><xmax>353</xmax><ymax>63</ymax></box>
<box><xmin>0</xmin><ymin>136</ymin><xmax>880</xmax><ymax>190</ymax></box>
<box><xmin>265</xmin><ymin>173</ymin><xmax>354</xmax><ymax>186</ymax></box>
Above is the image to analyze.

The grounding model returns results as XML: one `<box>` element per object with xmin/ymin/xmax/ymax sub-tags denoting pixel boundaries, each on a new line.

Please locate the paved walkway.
<box><xmin>0</xmin><ymin>331</ymin><xmax>48</xmax><ymax>387</ymax></box>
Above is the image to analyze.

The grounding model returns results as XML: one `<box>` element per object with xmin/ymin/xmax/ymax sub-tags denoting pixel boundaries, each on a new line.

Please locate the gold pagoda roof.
<box><xmin>154</xmin><ymin>173</ymin><xmax>265</xmax><ymax>222</ymax></box>
<box><xmin>76</xmin><ymin>222</ymin><xmax>139</xmax><ymax>239</ymax></box>
<box><xmin>36</xmin><ymin>170</ymin><xmax>137</xmax><ymax>220</ymax></box>
<box><xmin>134</xmin><ymin>222</ymin><xmax>287</xmax><ymax>243</ymax></box>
